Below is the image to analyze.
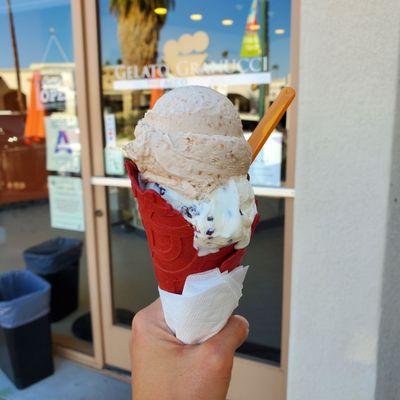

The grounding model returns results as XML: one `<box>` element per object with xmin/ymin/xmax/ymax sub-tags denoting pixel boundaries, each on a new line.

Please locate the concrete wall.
<box><xmin>287</xmin><ymin>1</ymin><xmax>400</xmax><ymax>399</ymax></box>
<box><xmin>374</xmin><ymin>44</ymin><xmax>400</xmax><ymax>400</ymax></box>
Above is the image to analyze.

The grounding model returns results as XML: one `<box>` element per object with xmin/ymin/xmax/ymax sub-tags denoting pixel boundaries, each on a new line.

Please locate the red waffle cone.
<box><xmin>125</xmin><ymin>160</ymin><xmax>259</xmax><ymax>294</ymax></box>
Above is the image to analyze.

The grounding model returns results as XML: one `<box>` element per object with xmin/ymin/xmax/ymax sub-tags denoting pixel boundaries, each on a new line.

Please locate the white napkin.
<box><xmin>159</xmin><ymin>265</ymin><xmax>249</xmax><ymax>344</ymax></box>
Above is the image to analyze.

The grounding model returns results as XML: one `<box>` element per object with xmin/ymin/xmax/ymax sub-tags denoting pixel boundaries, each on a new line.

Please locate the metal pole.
<box><xmin>258</xmin><ymin>0</ymin><xmax>269</xmax><ymax>118</ymax></box>
<box><xmin>6</xmin><ymin>0</ymin><xmax>25</xmax><ymax>112</ymax></box>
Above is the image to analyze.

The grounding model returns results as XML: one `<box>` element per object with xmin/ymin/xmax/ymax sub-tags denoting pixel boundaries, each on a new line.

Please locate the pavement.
<box><xmin>0</xmin><ymin>357</ymin><xmax>130</xmax><ymax>400</ymax></box>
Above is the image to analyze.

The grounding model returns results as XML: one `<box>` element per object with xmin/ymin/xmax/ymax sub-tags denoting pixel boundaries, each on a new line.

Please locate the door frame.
<box><xmin>72</xmin><ymin>0</ymin><xmax>300</xmax><ymax>398</ymax></box>
<box><xmin>50</xmin><ymin>0</ymin><xmax>105</xmax><ymax>369</ymax></box>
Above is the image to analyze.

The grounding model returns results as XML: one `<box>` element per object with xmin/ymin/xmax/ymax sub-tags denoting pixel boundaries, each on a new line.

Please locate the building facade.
<box><xmin>0</xmin><ymin>1</ymin><xmax>399</xmax><ymax>399</ymax></box>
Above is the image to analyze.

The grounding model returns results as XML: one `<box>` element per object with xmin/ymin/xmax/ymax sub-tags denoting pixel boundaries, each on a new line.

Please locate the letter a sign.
<box><xmin>46</xmin><ymin>116</ymin><xmax>81</xmax><ymax>173</ymax></box>
<box><xmin>55</xmin><ymin>130</ymin><xmax>72</xmax><ymax>154</ymax></box>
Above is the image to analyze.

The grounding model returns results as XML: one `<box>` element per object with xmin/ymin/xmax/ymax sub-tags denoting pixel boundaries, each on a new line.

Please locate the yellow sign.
<box><xmin>240</xmin><ymin>0</ymin><xmax>262</xmax><ymax>58</ymax></box>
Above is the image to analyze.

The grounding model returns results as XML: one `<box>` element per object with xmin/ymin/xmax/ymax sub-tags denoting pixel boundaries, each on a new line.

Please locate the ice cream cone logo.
<box><xmin>163</xmin><ymin>31</ymin><xmax>209</xmax><ymax>77</ymax></box>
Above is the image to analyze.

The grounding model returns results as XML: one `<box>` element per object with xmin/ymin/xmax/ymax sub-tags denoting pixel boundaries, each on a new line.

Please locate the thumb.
<box><xmin>206</xmin><ymin>315</ymin><xmax>249</xmax><ymax>353</ymax></box>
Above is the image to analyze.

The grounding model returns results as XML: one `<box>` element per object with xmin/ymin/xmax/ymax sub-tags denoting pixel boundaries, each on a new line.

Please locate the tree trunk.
<box><xmin>116</xmin><ymin>5</ymin><xmax>164</xmax><ymax>231</ymax></box>
<box><xmin>6</xmin><ymin>0</ymin><xmax>25</xmax><ymax>112</ymax></box>
<box><xmin>117</xmin><ymin>4</ymin><xmax>163</xmax><ymax>69</ymax></box>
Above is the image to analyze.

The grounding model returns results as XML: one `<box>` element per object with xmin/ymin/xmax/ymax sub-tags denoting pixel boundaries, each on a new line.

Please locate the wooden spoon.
<box><xmin>248</xmin><ymin>87</ymin><xmax>296</xmax><ymax>162</ymax></box>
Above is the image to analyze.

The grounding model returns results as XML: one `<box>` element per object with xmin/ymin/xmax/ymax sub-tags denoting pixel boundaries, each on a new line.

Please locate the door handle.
<box><xmin>94</xmin><ymin>209</ymin><xmax>104</xmax><ymax>217</ymax></box>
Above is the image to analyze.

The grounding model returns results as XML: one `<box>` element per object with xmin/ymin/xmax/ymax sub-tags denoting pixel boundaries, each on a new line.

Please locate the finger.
<box><xmin>146</xmin><ymin>299</ymin><xmax>181</xmax><ymax>343</ymax></box>
<box><xmin>206</xmin><ymin>315</ymin><xmax>249</xmax><ymax>353</ymax></box>
<box><xmin>148</xmin><ymin>298</ymin><xmax>164</xmax><ymax>321</ymax></box>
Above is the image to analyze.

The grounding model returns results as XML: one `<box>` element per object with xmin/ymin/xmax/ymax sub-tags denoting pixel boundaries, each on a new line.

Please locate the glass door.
<box><xmin>84</xmin><ymin>0</ymin><xmax>295</xmax><ymax>398</ymax></box>
<box><xmin>0</xmin><ymin>0</ymin><xmax>103</xmax><ymax>362</ymax></box>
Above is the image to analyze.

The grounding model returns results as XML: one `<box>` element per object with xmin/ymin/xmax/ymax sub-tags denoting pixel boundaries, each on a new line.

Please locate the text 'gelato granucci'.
<box><xmin>123</xmin><ymin>86</ymin><xmax>257</xmax><ymax>256</ymax></box>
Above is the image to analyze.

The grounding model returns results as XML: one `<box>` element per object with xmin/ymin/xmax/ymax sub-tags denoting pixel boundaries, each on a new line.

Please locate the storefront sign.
<box><xmin>46</xmin><ymin>116</ymin><xmax>81</xmax><ymax>173</ymax></box>
<box><xmin>114</xmin><ymin>72</ymin><xmax>270</xmax><ymax>91</ymax></box>
<box><xmin>40</xmin><ymin>74</ymin><xmax>66</xmax><ymax>112</ymax></box>
<box><xmin>114</xmin><ymin>58</ymin><xmax>267</xmax><ymax>81</ymax></box>
<box><xmin>48</xmin><ymin>176</ymin><xmax>85</xmax><ymax>231</ymax></box>
<box><xmin>113</xmin><ymin>30</ymin><xmax>269</xmax><ymax>90</ymax></box>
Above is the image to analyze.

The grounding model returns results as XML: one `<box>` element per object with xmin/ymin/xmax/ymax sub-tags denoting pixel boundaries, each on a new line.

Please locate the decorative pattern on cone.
<box><xmin>125</xmin><ymin>160</ymin><xmax>259</xmax><ymax>294</ymax></box>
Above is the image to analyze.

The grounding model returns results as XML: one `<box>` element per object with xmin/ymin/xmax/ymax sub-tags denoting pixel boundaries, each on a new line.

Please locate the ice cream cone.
<box><xmin>125</xmin><ymin>159</ymin><xmax>259</xmax><ymax>294</ymax></box>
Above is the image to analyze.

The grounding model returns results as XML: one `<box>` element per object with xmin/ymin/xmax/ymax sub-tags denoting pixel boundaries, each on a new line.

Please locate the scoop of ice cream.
<box><xmin>144</xmin><ymin>175</ymin><xmax>257</xmax><ymax>256</ymax></box>
<box><xmin>123</xmin><ymin>86</ymin><xmax>252</xmax><ymax>200</ymax></box>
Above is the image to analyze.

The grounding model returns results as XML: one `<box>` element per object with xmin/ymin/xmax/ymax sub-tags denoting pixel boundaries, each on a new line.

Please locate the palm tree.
<box><xmin>110</xmin><ymin>1</ymin><xmax>174</xmax><ymax>231</ymax></box>
<box><xmin>110</xmin><ymin>0</ymin><xmax>175</xmax><ymax>69</ymax></box>
<box><xmin>6</xmin><ymin>0</ymin><xmax>25</xmax><ymax>112</ymax></box>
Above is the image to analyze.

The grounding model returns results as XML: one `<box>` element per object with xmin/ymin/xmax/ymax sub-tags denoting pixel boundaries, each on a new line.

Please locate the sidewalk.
<box><xmin>0</xmin><ymin>357</ymin><xmax>130</xmax><ymax>400</ymax></box>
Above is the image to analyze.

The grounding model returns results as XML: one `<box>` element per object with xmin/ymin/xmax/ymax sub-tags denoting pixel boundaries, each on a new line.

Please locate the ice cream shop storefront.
<box><xmin>0</xmin><ymin>0</ymin><xmax>296</xmax><ymax>398</ymax></box>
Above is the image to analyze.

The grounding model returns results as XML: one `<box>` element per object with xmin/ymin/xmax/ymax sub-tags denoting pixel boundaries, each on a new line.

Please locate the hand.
<box><xmin>131</xmin><ymin>299</ymin><xmax>249</xmax><ymax>400</ymax></box>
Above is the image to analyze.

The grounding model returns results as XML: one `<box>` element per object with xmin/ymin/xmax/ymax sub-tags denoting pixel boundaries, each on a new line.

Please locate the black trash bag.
<box><xmin>0</xmin><ymin>270</ymin><xmax>54</xmax><ymax>389</ymax></box>
<box><xmin>23</xmin><ymin>237</ymin><xmax>83</xmax><ymax>322</ymax></box>
<box><xmin>0</xmin><ymin>270</ymin><xmax>50</xmax><ymax>329</ymax></box>
<box><xmin>23</xmin><ymin>237</ymin><xmax>82</xmax><ymax>275</ymax></box>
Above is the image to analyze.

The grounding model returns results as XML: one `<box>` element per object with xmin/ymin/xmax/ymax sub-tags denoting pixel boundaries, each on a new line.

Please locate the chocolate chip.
<box><xmin>181</xmin><ymin>206</ymin><xmax>192</xmax><ymax>218</ymax></box>
<box><xmin>206</xmin><ymin>228</ymin><xmax>215</xmax><ymax>236</ymax></box>
<box><xmin>207</xmin><ymin>216</ymin><xmax>214</xmax><ymax>221</ymax></box>
<box><xmin>181</xmin><ymin>205</ymin><xmax>199</xmax><ymax>219</ymax></box>
<box><xmin>159</xmin><ymin>187</ymin><xmax>165</xmax><ymax>195</ymax></box>
<box><xmin>246</xmin><ymin>173</ymin><xmax>250</xmax><ymax>181</ymax></box>
<box><xmin>190</xmin><ymin>206</ymin><xmax>200</xmax><ymax>216</ymax></box>
<box><xmin>239</xmin><ymin>209</ymin><xmax>243</xmax><ymax>215</ymax></box>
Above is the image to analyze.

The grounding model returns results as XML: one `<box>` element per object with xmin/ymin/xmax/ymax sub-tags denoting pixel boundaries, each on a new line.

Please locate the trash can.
<box><xmin>0</xmin><ymin>270</ymin><xmax>54</xmax><ymax>389</ymax></box>
<box><xmin>23</xmin><ymin>237</ymin><xmax>82</xmax><ymax>322</ymax></box>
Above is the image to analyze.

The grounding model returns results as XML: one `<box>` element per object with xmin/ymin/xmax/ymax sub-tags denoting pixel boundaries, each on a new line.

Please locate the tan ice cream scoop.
<box><xmin>123</xmin><ymin>86</ymin><xmax>252</xmax><ymax>200</ymax></box>
<box><xmin>124</xmin><ymin>86</ymin><xmax>295</xmax><ymax>199</ymax></box>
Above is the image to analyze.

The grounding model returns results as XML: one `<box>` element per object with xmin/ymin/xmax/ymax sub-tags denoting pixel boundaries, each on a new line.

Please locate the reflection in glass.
<box><xmin>99</xmin><ymin>0</ymin><xmax>292</xmax><ymax>187</ymax></box>
<box><xmin>237</xmin><ymin>196</ymin><xmax>284</xmax><ymax>363</ymax></box>
<box><xmin>98</xmin><ymin>0</ymin><xmax>291</xmax><ymax>363</ymax></box>
<box><xmin>0</xmin><ymin>0</ymin><xmax>92</xmax><ymax>354</ymax></box>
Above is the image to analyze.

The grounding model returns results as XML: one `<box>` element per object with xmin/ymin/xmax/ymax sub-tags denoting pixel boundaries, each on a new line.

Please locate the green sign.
<box><xmin>240</xmin><ymin>33</ymin><xmax>262</xmax><ymax>58</ymax></box>
<box><xmin>240</xmin><ymin>0</ymin><xmax>262</xmax><ymax>58</ymax></box>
